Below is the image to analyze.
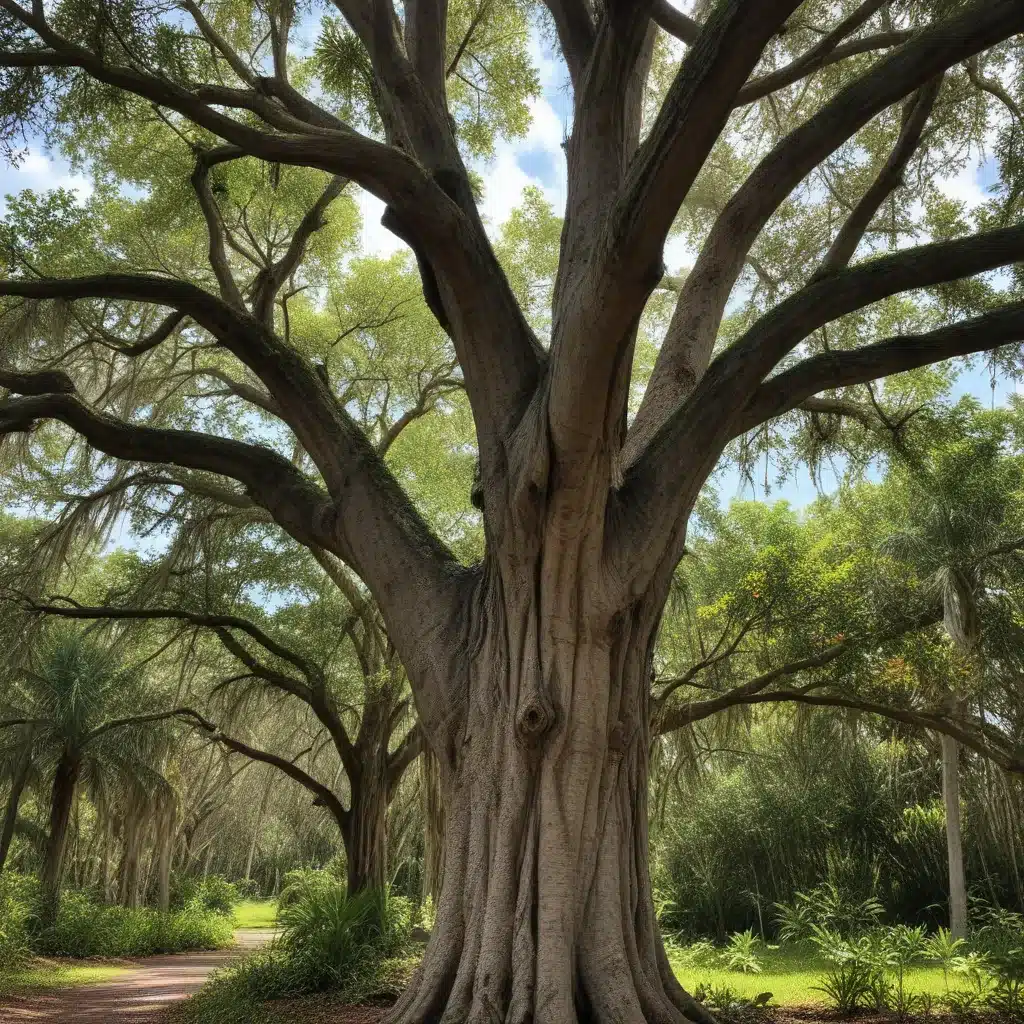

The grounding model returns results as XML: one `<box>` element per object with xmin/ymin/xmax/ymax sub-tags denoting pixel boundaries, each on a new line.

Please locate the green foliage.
<box><xmin>180</xmin><ymin>875</ymin><xmax>414</xmax><ymax>1022</ymax></box>
<box><xmin>172</xmin><ymin>875</ymin><xmax>239</xmax><ymax>917</ymax></box>
<box><xmin>0</xmin><ymin>874</ymin><xmax>33</xmax><ymax>970</ymax></box>
<box><xmin>36</xmin><ymin>889</ymin><xmax>233</xmax><ymax>957</ymax></box>
<box><xmin>775</xmin><ymin>883</ymin><xmax>884</xmax><ymax>942</ymax></box>
<box><xmin>721</xmin><ymin>929</ymin><xmax>763</xmax><ymax>975</ymax></box>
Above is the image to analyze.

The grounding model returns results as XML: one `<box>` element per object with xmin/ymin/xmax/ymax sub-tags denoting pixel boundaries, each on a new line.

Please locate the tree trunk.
<box><xmin>245</xmin><ymin>773</ymin><xmax>275</xmax><ymax>884</ymax></box>
<box><xmin>942</xmin><ymin>732</ymin><xmax>968</xmax><ymax>939</ymax></box>
<box><xmin>421</xmin><ymin>747</ymin><xmax>445</xmax><ymax>902</ymax></box>
<box><xmin>345</xmin><ymin>763</ymin><xmax>389</xmax><ymax>895</ymax></box>
<box><xmin>156</xmin><ymin>804</ymin><xmax>176</xmax><ymax>912</ymax></box>
<box><xmin>41</xmin><ymin>747</ymin><xmax>82</xmax><ymax>923</ymax></box>
<box><xmin>389</xmin><ymin>559</ymin><xmax>713</xmax><ymax>1024</ymax></box>
<box><xmin>0</xmin><ymin>750</ymin><xmax>32</xmax><ymax>873</ymax></box>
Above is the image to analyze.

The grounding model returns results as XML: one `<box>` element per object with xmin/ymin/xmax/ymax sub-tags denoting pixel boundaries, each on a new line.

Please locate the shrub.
<box><xmin>810</xmin><ymin>927</ymin><xmax>878</xmax><ymax>1014</ymax></box>
<box><xmin>37</xmin><ymin>891</ymin><xmax>233</xmax><ymax>957</ymax></box>
<box><xmin>721</xmin><ymin>929</ymin><xmax>763</xmax><ymax>974</ymax></box>
<box><xmin>0</xmin><ymin>874</ymin><xmax>33</xmax><ymax>971</ymax></box>
<box><xmin>775</xmin><ymin>882</ymin><xmax>884</xmax><ymax>943</ymax></box>
<box><xmin>172</xmin><ymin>875</ymin><xmax>239</xmax><ymax>916</ymax></box>
<box><xmin>180</xmin><ymin>875</ymin><xmax>415</xmax><ymax>1021</ymax></box>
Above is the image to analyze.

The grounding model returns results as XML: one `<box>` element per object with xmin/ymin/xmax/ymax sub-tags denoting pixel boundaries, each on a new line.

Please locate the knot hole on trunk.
<box><xmin>516</xmin><ymin>697</ymin><xmax>554</xmax><ymax>742</ymax></box>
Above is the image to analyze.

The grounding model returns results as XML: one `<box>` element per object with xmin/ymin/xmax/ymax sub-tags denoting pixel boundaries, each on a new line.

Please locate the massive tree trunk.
<box><xmin>942</xmin><ymin>733</ymin><xmax>968</xmax><ymax>939</ymax></box>
<box><xmin>41</xmin><ymin>747</ymin><xmax>82</xmax><ymax>922</ymax></box>
<box><xmin>0</xmin><ymin>750</ymin><xmax>32</xmax><ymax>873</ymax></box>
<box><xmin>391</xmin><ymin>529</ymin><xmax>711</xmax><ymax>1024</ymax></box>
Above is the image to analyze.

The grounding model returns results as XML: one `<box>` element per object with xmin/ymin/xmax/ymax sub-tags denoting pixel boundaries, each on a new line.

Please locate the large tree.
<box><xmin>3</xmin><ymin>1</ymin><xmax>1024</xmax><ymax>1020</ymax></box>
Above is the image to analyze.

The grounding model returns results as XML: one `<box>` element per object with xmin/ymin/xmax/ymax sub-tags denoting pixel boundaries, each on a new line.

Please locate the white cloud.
<box><xmin>476</xmin><ymin>94</ymin><xmax>568</xmax><ymax>234</ymax></box>
<box><xmin>0</xmin><ymin>147</ymin><xmax>92</xmax><ymax>214</ymax></box>
<box><xmin>936</xmin><ymin>157</ymin><xmax>987</xmax><ymax>211</ymax></box>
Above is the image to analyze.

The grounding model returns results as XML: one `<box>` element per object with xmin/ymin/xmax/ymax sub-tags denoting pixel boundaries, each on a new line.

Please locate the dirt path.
<box><xmin>0</xmin><ymin>929</ymin><xmax>275</xmax><ymax>1023</ymax></box>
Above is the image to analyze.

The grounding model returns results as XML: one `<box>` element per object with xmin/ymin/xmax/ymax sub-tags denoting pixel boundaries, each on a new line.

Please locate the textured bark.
<box><xmin>942</xmin><ymin>733</ymin><xmax>968</xmax><ymax>940</ymax></box>
<box><xmin>421</xmin><ymin>747</ymin><xmax>445</xmax><ymax>901</ymax></box>
<box><xmin>0</xmin><ymin>750</ymin><xmax>31</xmax><ymax>873</ymax></box>
<box><xmin>390</xmin><ymin>455</ymin><xmax>711</xmax><ymax>1024</ymax></box>
<box><xmin>41</xmin><ymin>747</ymin><xmax>81</xmax><ymax>922</ymax></box>
<box><xmin>345</xmin><ymin>765</ymin><xmax>389</xmax><ymax>894</ymax></box>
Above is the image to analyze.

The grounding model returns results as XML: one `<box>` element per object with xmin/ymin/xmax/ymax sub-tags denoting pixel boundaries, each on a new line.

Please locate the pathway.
<box><xmin>0</xmin><ymin>929</ymin><xmax>275</xmax><ymax>1023</ymax></box>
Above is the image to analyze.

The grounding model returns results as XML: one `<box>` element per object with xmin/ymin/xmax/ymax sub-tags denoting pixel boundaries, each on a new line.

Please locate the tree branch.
<box><xmin>0</xmin><ymin>275</ymin><xmax>464</xmax><ymax>674</ymax></box>
<box><xmin>0</xmin><ymin>390</ymin><xmax>336</xmax><ymax>553</ymax></box>
<box><xmin>387</xmin><ymin>722</ymin><xmax>424</xmax><ymax>796</ymax></box>
<box><xmin>404</xmin><ymin>0</ymin><xmax>448</xmax><ymax>102</ymax></box>
<box><xmin>251</xmin><ymin>175</ymin><xmax>349</xmax><ymax>325</ymax></box>
<box><xmin>25</xmin><ymin>599</ymin><xmax>315</xmax><ymax>679</ymax></box>
<box><xmin>539</xmin><ymin>0</ymin><xmax>595</xmax><ymax>89</ymax></box>
<box><xmin>626</xmin><ymin>0</ymin><xmax>1024</xmax><ymax>466</ymax></box>
<box><xmin>651</xmin><ymin>0</ymin><xmax>698</xmax><ymax>45</ymax></box>
<box><xmin>653</xmin><ymin>641</ymin><xmax>850</xmax><ymax>735</ymax></box>
<box><xmin>818</xmin><ymin>76</ymin><xmax>942</xmax><ymax>274</ymax></box>
<box><xmin>552</xmin><ymin>1</ymin><xmax>800</xmax><ymax>455</ymax></box>
<box><xmin>180</xmin><ymin>708</ymin><xmax>350</xmax><ymax>828</ymax></box>
<box><xmin>736</xmin><ymin>0</ymin><xmax>904</xmax><ymax>105</ymax></box>
<box><xmin>190</xmin><ymin>152</ymin><xmax>246</xmax><ymax>310</ymax></box>
<box><xmin>181</xmin><ymin>0</ymin><xmax>258</xmax><ymax>87</ymax></box>
<box><xmin>735</xmin><ymin>301</ymin><xmax>1024</xmax><ymax>435</ymax></box>
<box><xmin>668</xmin><ymin>690</ymin><xmax>1024</xmax><ymax>774</ymax></box>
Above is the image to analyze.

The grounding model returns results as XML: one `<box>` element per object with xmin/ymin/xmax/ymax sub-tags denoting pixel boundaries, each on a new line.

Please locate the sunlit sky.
<box><xmin>0</xmin><ymin>6</ymin><xmax>1016</xmax><ymax>514</ymax></box>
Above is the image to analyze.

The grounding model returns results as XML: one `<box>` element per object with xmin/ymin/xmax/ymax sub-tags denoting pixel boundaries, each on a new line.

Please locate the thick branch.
<box><xmin>0</xmin><ymin>390</ymin><xmax>335</xmax><ymax>553</ymax></box>
<box><xmin>0</xmin><ymin>275</ymin><xmax>464</xmax><ymax>678</ymax></box>
<box><xmin>0</xmin><ymin>367</ymin><xmax>74</xmax><ymax>395</ymax></box>
<box><xmin>540</xmin><ymin>0</ymin><xmax>595</xmax><ymax>88</ymax></box>
<box><xmin>627</xmin><ymin>0</ymin><xmax>1024</xmax><ymax>465</ymax></box>
<box><xmin>404</xmin><ymin>0</ymin><xmax>448</xmax><ymax>102</ymax></box>
<box><xmin>651</xmin><ymin>0</ymin><xmax>698</xmax><ymax>45</ymax></box>
<box><xmin>735</xmin><ymin>301</ymin><xmax>1024</xmax><ymax>435</ymax></box>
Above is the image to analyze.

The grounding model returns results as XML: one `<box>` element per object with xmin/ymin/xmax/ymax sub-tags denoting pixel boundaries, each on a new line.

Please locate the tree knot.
<box><xmin>515</xmin><ymin>696</ymin><xmax>554</xmax><ymax>743</ymax></box>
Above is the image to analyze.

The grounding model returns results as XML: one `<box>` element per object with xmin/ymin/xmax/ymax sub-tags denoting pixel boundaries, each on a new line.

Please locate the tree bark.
<box><xmin>421</xmin><ymin>747</ymin><xmax>445</xmax><ymax>902</ymax></box>
<box><xmin>390</xmin><ymin>552</ymin><xmax>713</xmax><ymax>1024</ymax></box>
<box><xmin>41</xmin><ymin>747</ymin><xmax>82</xmax><ymax>923</ymax></box>
<box><xmin>345</xmin><ymin>764</ymin><xmax>389</xmax><ymax>894</ymax></box>
<box><xmin>942</xmin><ymin>732</ymin><xmax>968</xmax><ymax>940</ymax></box>
<box><xmin>0</xmin><ymin>750</ymin><xmax>32</xmax><ymax>873</ymax></box>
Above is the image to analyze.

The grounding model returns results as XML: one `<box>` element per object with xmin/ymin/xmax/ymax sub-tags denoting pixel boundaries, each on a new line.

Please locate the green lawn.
<box><xmin>0</xmin><ymin>959</ymin><xmax>129</xmax><ymax>996</ymax></box>
<box><xmin>668</xmin><ymin>944</ymin><xmax>950</xmax><ymax>1006</ymax></box>
<box><xmin>234</xmin><ymin>900</ymin><xmax>278</xmax><ymax>929</ymax></box>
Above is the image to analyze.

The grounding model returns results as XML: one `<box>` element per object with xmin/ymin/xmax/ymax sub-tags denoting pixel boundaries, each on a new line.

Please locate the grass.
<box><xmin>668</xmin><ymin>943</ymin><xmax>951</xmax><ymax>1006</ymax></box>
<box><xmin>0</xmin><ymin>958</ymin><xmax>130</xmax><ymax>997</ymax></box>
<box><xmin>234</xmin><ymin>900</ymin><xmax>278</xmax><ymax>929</ymax></box>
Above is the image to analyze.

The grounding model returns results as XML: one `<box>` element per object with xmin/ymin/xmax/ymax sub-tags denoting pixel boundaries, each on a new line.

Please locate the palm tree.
<box><xmin>0</xmin><ymin>626</ymin><xmax>181</xmax><ymax>921</ymax></box>
<box><xmin>880</xmin><ymin>416</ymin><xmax>1024</xmax><ymax>938</ymax></box>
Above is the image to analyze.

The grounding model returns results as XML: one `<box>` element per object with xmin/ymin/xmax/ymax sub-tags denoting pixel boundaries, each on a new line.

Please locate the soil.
<box><xmin>0</xmin><ymin>929</ymin><xmax>274</xmax><ymax>1023</ymax></box>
